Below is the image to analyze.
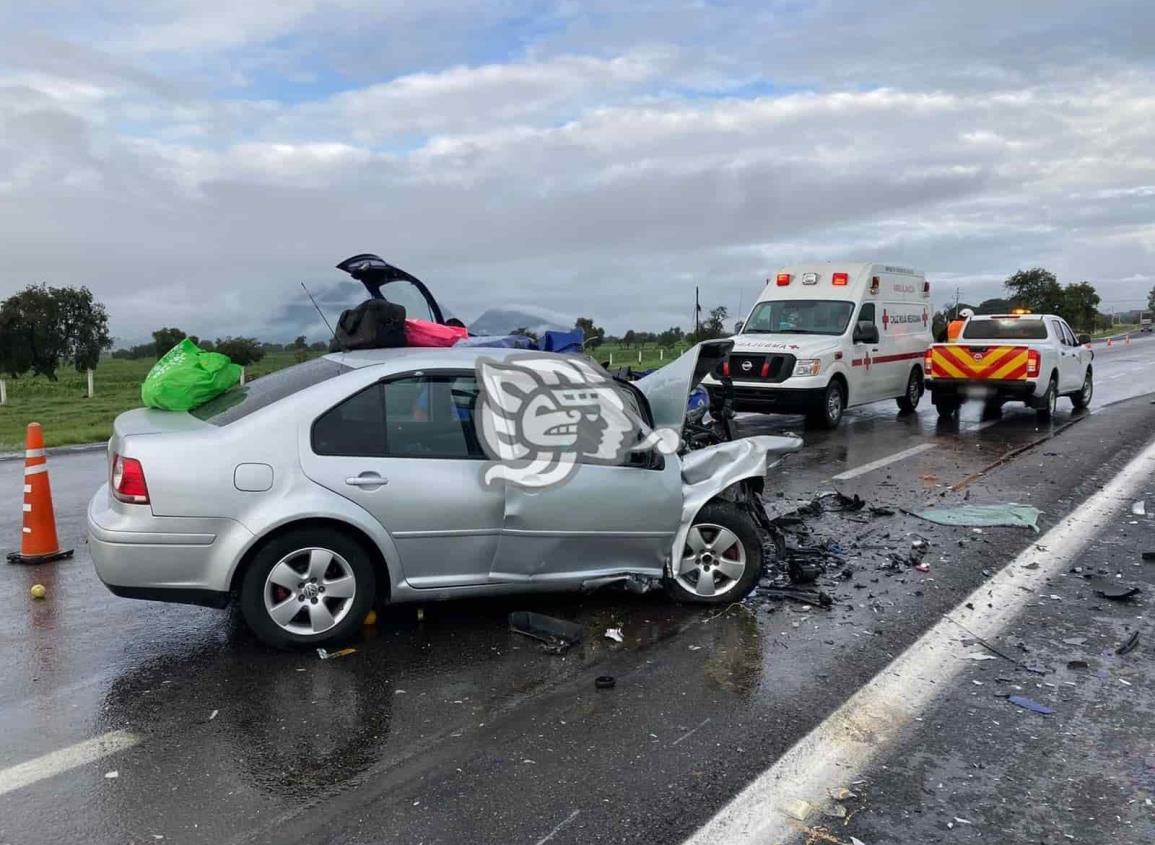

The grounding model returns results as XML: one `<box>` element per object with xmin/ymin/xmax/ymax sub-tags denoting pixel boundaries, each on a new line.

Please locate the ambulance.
<box><xmin>704</xmin><ymin>263</ymin><xmax>933</xmax><ymax>428</ymax></box>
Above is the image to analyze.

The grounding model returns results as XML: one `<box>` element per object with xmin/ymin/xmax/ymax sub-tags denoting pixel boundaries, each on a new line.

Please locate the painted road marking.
<box><xmin>534</xmin><ymin>810</ymin><xmax>580</xmax><ymax>845</ymax></box>
<box><xmin>0</xmin><ymin>731</ymin><xmax>140</xmax><ymax>798</ymax></box>
<box><xmin>831</xmin><ymin>443</ymin><xmax>934</xmax><ymax>481</ymax></box>
<box><xmin>686</xmin><ymin>435</ymin><xmax>1155</xmax><ymax>845</ymax></box>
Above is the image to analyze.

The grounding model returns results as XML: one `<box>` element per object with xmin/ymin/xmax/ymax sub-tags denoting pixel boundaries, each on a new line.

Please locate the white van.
<box><xmin>703</xmin><ymin>262</ymin><xmax>933</xmax><ymax>428</ymax></box>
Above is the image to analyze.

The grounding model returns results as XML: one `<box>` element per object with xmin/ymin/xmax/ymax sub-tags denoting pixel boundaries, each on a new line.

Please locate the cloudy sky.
<box><xmin>1</xmin><ymin>0</ymin><xmax>1152</xmax><ymax>344</ymax></box>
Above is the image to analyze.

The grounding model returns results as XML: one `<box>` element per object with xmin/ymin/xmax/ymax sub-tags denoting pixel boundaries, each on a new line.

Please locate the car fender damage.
<box><xmin>670</xmin><ymin>434</ymin><xmax>803</xmax><ymax>576</ymax></box>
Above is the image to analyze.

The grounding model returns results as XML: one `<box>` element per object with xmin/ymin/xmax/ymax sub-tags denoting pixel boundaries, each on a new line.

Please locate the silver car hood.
<box><xmin>635</xmin><ymin>340</ymin><xmax>732</xmax><ymax>438</ymax></box>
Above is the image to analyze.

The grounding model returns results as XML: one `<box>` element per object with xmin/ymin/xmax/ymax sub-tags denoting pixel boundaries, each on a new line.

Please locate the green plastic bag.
<box><xmin>141</xmin><ymin>338</ymin><xmax>243</xmax><ymax>411</ymax></box>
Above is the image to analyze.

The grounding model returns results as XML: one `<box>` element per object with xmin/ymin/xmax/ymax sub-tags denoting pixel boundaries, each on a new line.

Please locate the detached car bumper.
<box><xmin>87</xmin><ymin>484</ymin><xmax>254</xmax><ymax>608</ymax></box>
<box><xmin>926</xmin><ymin>378</ymin><xmax>1039</xmax><ymax>404</ymax></box>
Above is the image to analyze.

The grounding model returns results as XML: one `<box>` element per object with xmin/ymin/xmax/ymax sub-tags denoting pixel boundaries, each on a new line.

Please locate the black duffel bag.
<box><xmin>329</xmin><ymin>298</ymin><xmax>406</xmax><ymax>351</ymax></box>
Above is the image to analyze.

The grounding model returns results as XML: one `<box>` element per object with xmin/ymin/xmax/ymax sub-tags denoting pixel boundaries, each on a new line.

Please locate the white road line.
<box><xmin>0</xmin><ymin>730</ymin><xmax>140</xmax><ymax>798</ymax></box>
<box><xmin>534</xmin><ymin>810</ymin><xmax>580</xmax><ymax>845</ymax></box>
<box><xmin>831</xmin><ymin>443</ymin><xmax>935</xmax><ymax>481</ymax></box>
<box><xmin>685</xmin><ymin>435</ymin><xmax>1155</xmax><ymax>845</ymax></box>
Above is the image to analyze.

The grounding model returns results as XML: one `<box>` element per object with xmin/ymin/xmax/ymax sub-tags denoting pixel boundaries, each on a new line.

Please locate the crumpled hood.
<box><xmin>728</xmin><ymin>334</ymin><xmax>840</xmax><ymax>359</ymax></box>
<box><xmin>635</xmin><ymin>340</ymin><xmax>731</xmax><ymax>438</ymax></box>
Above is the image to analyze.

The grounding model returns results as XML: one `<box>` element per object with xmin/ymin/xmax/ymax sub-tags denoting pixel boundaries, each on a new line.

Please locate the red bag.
<box><xmin>404</xmin><ymin>318</ymin><xmax>468</xmax><ymax>347</ymax></box>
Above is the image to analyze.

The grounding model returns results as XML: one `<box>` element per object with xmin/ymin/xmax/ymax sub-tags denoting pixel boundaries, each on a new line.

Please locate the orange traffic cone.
<box><xmin>7</xmin><ymin>423</ymin><xmax>73</xmax><ymax>565</ymax></box>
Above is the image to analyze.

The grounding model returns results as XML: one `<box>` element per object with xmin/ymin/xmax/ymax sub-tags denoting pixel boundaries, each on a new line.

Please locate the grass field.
<box><xmin>0</xmin><ymin>351</ymin><xmax>317</xmax><ymax>452</ymax></box>
<box><xmin>0</xmin><ymin>343</ymin><xmax>687</xmax><ymax>452</ymax></box>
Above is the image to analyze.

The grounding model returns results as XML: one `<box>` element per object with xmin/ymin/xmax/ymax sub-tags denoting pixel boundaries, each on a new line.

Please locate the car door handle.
<box><xmin>345</xmin><ymin>473</ymin><xmax>387</xmax><ymax>488</ymax></box>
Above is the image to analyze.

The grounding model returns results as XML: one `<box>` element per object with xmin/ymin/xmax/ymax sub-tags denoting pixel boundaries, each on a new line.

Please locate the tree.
<box><xmin>152</xmin><ymin>327</ymin><xmax>186</xmax><ymax>357</ymax></box>
<box><xmin>1004</xmin><ymin>268</ymin><xmax>1063</xmax><ymax>314</ymax></box>
<box><xmin>1058</xmin><ymin>282</ymin><xmax>1100</xmax><ymax>332</ymax></box>
<box><xmin>690</xmin><ymin>306</ymin><xmax>729</xmax><ymax>342</ymax></box>
<box><xmin>657</xmin><ymin>326</ymin><xmax>684</xmax><ymax>347</ymax></box>
<box><xmin>1147</xmin><ymin>285</ymin><xmax>1155</xmax><ymax>313</ymax></box>
<box><xmin>292</xmin><ymin>334</ymin><xmax>310</xmax><ymax>362</ymax></box>
<box><xmin>0</xmin><ymin>284</ymin><xmax>111</xmax><ymax>379</ymax></box>
<box><xmin>574</xmin><ymin>317</ymin><xmax>605</xmax><ymax>349</ymax></box>
<box><xmin>214</xmin><ymin>337</ymin><xmax>265</xmax><ymax>367</ymax></box>
<box><xmin>975</xmin><ymin>297</ymin><xmax>1012</xmax><ymax>314</ymax></box>
<box><xmin>622</xmin><ymin>329</ymin><xmax>636</xmax><ymax>349</ymax></box>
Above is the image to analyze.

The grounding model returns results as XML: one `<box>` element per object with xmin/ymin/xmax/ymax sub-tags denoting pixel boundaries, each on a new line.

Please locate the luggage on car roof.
<box><xmin>329</xmin><ymin>298</ymin><xmax>406</xmax><ymax>352</ymax></box>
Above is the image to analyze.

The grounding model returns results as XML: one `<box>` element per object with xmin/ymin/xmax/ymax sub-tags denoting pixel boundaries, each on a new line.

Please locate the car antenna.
<box><xmin>300</xmin><ymin>281</ymin><xmax>337</xmax><ymax>343</ymax></box>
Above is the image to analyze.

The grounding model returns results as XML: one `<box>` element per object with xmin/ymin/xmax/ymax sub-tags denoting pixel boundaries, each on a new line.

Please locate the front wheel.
<box><xmin>241</xmin><ymin>527</ymin><xmax>377</xmax><ymax>649</ymax></box>
<box><xmin>1070</xmin><ymin>369</ymin><xmax>1093</xmax><ymax>409</ymax></box>
<box><xmin>1035</xmin><ymin>375</ymin><xmax>1058</xmax><ymax>422</ymax></box>
<box><xmin>806</xmin><ymin>380</ymin><xmax>846</xmax><ymax>429</ymax></box>
<box><xmin>896</xmin><ymin>367</ymin><xmax>923</xmax><ymax>413</ymax></box>
<box><xmin>667</xmin><ymin>501</ymin><xmax>762</xmax><ymax>605</ymax></box>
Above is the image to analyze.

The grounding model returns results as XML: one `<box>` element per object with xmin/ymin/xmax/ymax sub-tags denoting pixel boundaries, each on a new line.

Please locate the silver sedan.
<box><xmin>88</xmin><ymin>342</ymin><xmax>799</xmax><ymax>647</ymax></box>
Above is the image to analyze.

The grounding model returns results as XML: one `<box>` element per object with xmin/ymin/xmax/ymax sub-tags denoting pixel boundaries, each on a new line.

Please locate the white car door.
<box><xmin>850</xmin><ymin>302</ymin><xmax>886</xmax><ymax>404</ymax></box>
<box><xmin>1052</xmin><ymin>319</ymin><xmax>1082</xmax><ymax>392</ymax></box>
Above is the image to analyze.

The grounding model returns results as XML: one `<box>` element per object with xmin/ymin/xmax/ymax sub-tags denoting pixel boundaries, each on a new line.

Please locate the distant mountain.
<box><xmin>469</xmin><ymin>307</ymin><xmax>572</xmax><ymax>337</ymax></box>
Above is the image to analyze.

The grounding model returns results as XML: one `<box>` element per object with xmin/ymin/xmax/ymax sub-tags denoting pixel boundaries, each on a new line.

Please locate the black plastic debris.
<box><xmin>869</xmin><ymin>506</ymin><xmax>896</xmax><ymax>517</ymax></box>
<box><xmin>1142</xmin><ymin>551</ymin><xmax>1155</xmax><ymax>562</ymax></box>
<box><xmin>1067</xmin><ymin>659</ymin><xmax>1090</xmax><ymax>670</ymax></box>
<box><xmin>509</xmin><ymin>611</ymin><xmax>584</xmax><ymax>654</ymax></box>
<box><xmin>761</xmin><ymin>586</ymin><xmax>834</xmax><ymax>607</ymax></box>
<box><xmin>595</xmin><ymin>676</ymin><xmax>616</xmax><ymax>690</ymax></box>
<box><xmin>1116</xmin><ymin>631</ymin><xmax>1141</xmax><ymax>656</ymax></box>
<box><xmin>1089</xmin><ymin>578</ymin><xmax>1141</xmax><ymax>601</ymax></box>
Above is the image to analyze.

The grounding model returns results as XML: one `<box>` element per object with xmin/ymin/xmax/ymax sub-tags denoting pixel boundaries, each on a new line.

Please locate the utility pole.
<box><xmin>954</xmin><ymin>287</ymin><xmax>961</xmax><ymax>320</ymax></box>
<box><xmin>694</xmin><ymin>286</ymin><xmax>701</xmax><ymax>338</ymax></box>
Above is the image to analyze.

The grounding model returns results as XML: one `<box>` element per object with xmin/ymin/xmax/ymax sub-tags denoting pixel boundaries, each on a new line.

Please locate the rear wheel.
<box><xmin>667</xmin><ymin>501</ymin><xmax>761</xmax><ymax>605</ymax></box>
<box><xmin>896</xmin><ymin>367</ymin><xmax>923</xmax><ymax>413</ymax></box>
<box><xmin>933</xmin><ymin>394</ymin><xmax>960</xmax><ymax>418</ymax></box>
<box><xmin>241</xmin><ymin>527</ymin><xmax>377</xmax><ymax>649</ymax></box>
<box><xmin>806</xmin><ymin>379</ymin><xmax>845</xmax><ymax>429</ymax></box>
<box><xmin>1070</xmin><ymin>368</ymin><xmax>1093</xmax><ymax>409</ymax></box>
<box><xmin>1035</xmin><ymin>375</ymin><xmax>1059</xmax><ymax>422</ymax></box>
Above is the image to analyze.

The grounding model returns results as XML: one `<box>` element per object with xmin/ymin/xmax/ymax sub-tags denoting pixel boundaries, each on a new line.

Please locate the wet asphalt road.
<box><xmin>0</xmin><ymin>334</ymin><xmax>1152</xmax><ymax>845</ymax></box>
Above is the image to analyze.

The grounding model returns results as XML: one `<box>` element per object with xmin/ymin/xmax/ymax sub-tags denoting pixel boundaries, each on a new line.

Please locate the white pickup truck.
<box><xmin>924</xmin><ymin>313</ymin><xmax>1094</xmax><ymax>420</ymax></box>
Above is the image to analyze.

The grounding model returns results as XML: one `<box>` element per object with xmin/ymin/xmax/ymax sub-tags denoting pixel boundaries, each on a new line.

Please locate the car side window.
<box><xmin>1061</xmin><ymin>322</ymin><xmax>1078</xmax><ymax>346</ymax></box>
<box><xmin>311</xmin><ymin>384</ymin><xmax>388</xmax><ymax>457</ymax></box>
<box><xmin>382</xmin><ymin>373</ymin><xmax>483</xmax><ymax>459</ymax></box>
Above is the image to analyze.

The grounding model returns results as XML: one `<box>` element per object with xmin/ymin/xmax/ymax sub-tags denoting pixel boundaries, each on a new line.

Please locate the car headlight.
<box><xmin>793</xmin><ymin>358</ymin><xmax>822</xmax><ymax>377</ymax></box>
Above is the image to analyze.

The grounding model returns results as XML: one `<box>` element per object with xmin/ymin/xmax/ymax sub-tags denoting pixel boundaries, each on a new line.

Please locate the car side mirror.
<box><xmin>1077</xmin><ymin>333</ymin><xmax>1091</xmax><ymax>345</ymax></box>
<box><xmin>854</xmin><ymin>322</ymin><xmax>879</xmax><ymax>344</ymax></box>
<box><xmin>733</xmin><ymin>320</ymin><xmax>744</xmax><ymax>334</ymax></box>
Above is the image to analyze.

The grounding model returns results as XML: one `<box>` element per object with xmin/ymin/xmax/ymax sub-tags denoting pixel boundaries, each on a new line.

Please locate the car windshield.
<box><xmin>743</xmin><ymin>300</ymin><xmax>855</xmax><ymax>336</ymax></box>
<box><xmin>191</xmin><ymin>357</ymin><xmax>351</xmax><ymax>425</ymax></box>
<box><xmin>962</xmin><ymin>318</ymin><xmax>1047</xmax><ymax>340</ymax></box>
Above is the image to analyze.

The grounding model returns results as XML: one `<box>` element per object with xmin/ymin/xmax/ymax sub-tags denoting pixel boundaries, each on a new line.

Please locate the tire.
<box><xmin>896</xmin><ymin>367</ymin><xmax>923</xmax><ymax>413</ymax></box>
<box><xmin>241</xmin><ymin>527</ymin><xmax>377</xmax><ymax>649</ymax></box>
<box><xmin>1035</xmin><ymin>375</ymin><xmax>1058</xmax><ymax>422</ymax></box>
<box><xmin>806</xmin><ymin>379</ymin><xmax>846</xmax><ymax>429</ymax></box>
<box><xmin>933</xmin><ymin>394</ymin><xmax>960</xmax><ymax>418</ymax></box>
<box><xmin>667</xmin><ymin>501</ymin><xmax>762</xmax><ymax>605</ymax></box>
<box><xmin>1070</xmin><ymin>368</ymin><xmax>1093</xmax><ymax>409</ymax></box>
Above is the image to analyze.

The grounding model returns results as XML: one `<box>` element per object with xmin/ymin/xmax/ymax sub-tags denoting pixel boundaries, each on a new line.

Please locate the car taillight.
<box><xmin>112</xmin><ymin>454</ymin><xmax>149</xmax><ymax>504</ymax></box>
<box><xmin>832</xmin><ymin>272</ymin><xmax>849</xmax><ymax>286</ymax></box>
<box><xmin>924</xmin><ymin>349</ymin><xmax>934</xmax><ymax>376</ymax></box>
<box><xmin>1026</xmin><ymin>349</ymin><xmax>1040</xmax><ymax>377</ymax></box>
<box><xmin>721</xmin><ymin>360</ymin><xmax>731</xmax><ymax>378</ymax></box>
<box><xmin>776</xmin><ymin>273</ymin><xmax>791</xmax><ymax>287</ymax></box>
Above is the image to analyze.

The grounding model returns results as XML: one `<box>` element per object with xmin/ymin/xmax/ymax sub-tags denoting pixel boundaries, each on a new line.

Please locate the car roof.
<box><xmin>971</xmin><ymin>313</ymin><xmax>1046</xmax><ymax>320</ymax></box>
<box><xmin>324</xmin><ymin>346</ymin><xmax>573</xmax><ymax>370</ymax></box>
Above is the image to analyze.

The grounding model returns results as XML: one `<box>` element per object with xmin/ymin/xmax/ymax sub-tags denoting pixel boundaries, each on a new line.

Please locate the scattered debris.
<box><xmin>362</xmin><ymin>609</ymin><xmax>377</xmax><ymax>626</ymax></box>
<box><xmin>316</xmin><ymin>647</ymin><xmax>357</xmax><ymax>660</ymax></box>
<box><xmin>30</xmin><ymin>584</ymin><xmax>47</xmax><ymax>600</ymax></box>
<box><xmin>595</xmin><ymin>675</ymin><xmax>616</xmax><ymax>690</ymax></box>
<box><xmin>1061</xmin><ymin>637</ymin><xmax>1087</xmax><ymax>646</ymax></box>
<box><xmin>1132</xmin><ymin>501</ymin><xmax>1147</xmax><ymax>517</ymax></box>
<box><xmin>914</xmin><ymin>562</ymin><xmax>930</xmax><ymax>573</ymax></box>
<box><xmin>913</xmin><ymin>503</ymin><xmax>1041</xmax><ymax>532</ymax></box>
<box><xmin>963</xmin><ymin>653</ymin><xmax>999</xmax><ymax>661</ymax></box>
<box><xmin>1089</xmin><ymin>578</ymin><xmax>1141</xmax><ymax>601</ymax></box>
<box><xmin>827</xmin><ymin>787</ymin><xmax>856</xmax><ymax>801</ymax></box>
<box><xmin>509</xmin><ymin>611</ymin><xmax>584</xmax><ymax>654</ymax></box>
<box><xmin>604</xmin><ymin>627</ymin><xmax>624</xmax><ymax>643</ymax></box>
<box><xmin>208</xmin><ymin>709</ymin><xmax>219</xmax><ymax>721</ymax></box>
<box><xmin>105</xmin><ymin>770</ymin><xmax>119</xmax><ymax>779</ymax></box>
<box><xmin>869</xmin><ymin>507</ymin><xmax>895</xmax><ymax>517</ymax></box>
<box><xmin>782</xmin><ymin>798</ymin><xmax>814</xmax><ymax>821</ymax></box>
<box><xmin>762</xmin><ymin>587</ymin><xmax>834</xmax><ymax>607</ymax></box>
<box><xmin>1008</xmin><ymin>695</ymin><xmax>1054</xmax><ymax>715</ymax></box>
<box><xmin>954</xmin><ymin>817</ymin><xmax>973</xmax><ymax>825</ymax></box>
<box><xmin>1067</xmin><ymin>659</ymin><xmax>1090</xmax><ymax>670</ymax></box>
<box><xmin>1116</xmin><ymin>631</ymin><xmax>1141</xmax><ymax>656</ymax></box>
<box><xmin>850</xmin><ymin>838</ymin><xmax>867</xmax><ymax>845</ymax></box>
<box><xmin>1142</xmin><ymin>551</ymin><xmax>1155</xmax><ymax>562</ymax></box>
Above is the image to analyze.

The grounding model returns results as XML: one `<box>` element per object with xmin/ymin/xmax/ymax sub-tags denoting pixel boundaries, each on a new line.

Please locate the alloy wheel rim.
<box><xmin>908</xmin><ymin>374</ymin><xmax>920</xmax><ymax>405</ymax></box>
<box><xmin>827</xmin><ymin>386</ymin><xmax>843</xmax><ymax>421</ymax></box>
<box><xmin>676</xmin><ymin>522</ymin><xmax>747</xmax><ymax>598</ymax></box>
<box><xmin>1082</xmin><ymin>375</ymin><xmax>1092</xmax><ymax>403</ymax></box>
<box><xmin>264</xmin><ymin>547</ymin><xmax>357</xmax><ymax>636</ymax></box>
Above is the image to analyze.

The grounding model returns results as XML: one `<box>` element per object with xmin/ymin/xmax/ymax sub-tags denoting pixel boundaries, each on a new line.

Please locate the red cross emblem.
<box><xmin>863</xmin><ymin>352</ymin><xmax>872</xmax><ymax>370</ymax></box>
<box><xmin>882</xmin><ymin>309</ymin><xmax>890</xmax><ymax>330</ymax></box>
<box><xmin>922</xmin><ymin>308</ymin><xmax>929</xmax><ymax>327</ymax></box>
